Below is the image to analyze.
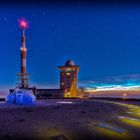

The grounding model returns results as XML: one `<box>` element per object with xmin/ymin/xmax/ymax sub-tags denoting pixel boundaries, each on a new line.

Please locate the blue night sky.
<box><xmin>1</xmin><ymin>4</ymin><xmax>140</xmax><ymax>94</ymax></box>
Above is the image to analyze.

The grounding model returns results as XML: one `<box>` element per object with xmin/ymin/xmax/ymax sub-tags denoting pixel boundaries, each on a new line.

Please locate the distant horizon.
<box><xmin>1</xmin><ymin>73</ymin><xmax>140</xmax><ymax>97</ymax></box>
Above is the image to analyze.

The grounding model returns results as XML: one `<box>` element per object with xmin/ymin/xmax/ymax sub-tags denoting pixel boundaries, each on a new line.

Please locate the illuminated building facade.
<box><xmin>58</xmin><ymin>60</ymin><xmax>80</xmax><ymax>97</ymax></box>
<box><xmin>34</xmin><ymin>60</ymin><xmax>80</xmax><ymax>98</ymax></box>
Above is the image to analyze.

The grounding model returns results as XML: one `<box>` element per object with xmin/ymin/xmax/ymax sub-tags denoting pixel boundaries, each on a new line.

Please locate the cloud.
<box><xmin>79</xmin><ymin>74</ymin><xmax>140</xmax><ymax>89</ymax></box>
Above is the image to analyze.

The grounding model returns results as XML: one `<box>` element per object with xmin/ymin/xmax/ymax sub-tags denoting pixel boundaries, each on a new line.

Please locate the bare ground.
<box><xmin>0</xmin><ymin>99</ymin><xmax>140</xmax><ymax>140</ymax></box>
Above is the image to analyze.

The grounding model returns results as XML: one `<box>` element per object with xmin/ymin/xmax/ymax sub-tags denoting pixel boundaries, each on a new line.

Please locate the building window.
<box><xmin>66</xmin><ymin>73</ymin><xmax>70</xmax><ymax>76</ymax></box>
<box><xmin>61</xmin><ymin>82</ymin><xmax>64</xmax><ymax>85</ymax></box>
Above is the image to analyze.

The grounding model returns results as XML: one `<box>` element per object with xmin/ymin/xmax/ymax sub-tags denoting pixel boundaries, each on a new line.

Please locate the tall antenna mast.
<box><xmin>17</xmin><ymin>18</ymin><xmax>30</xmax><ymax>88</ymax></box>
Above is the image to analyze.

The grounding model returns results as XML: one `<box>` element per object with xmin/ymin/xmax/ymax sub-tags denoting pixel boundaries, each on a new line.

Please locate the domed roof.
<box><xmin>65</xmin><ymin>60</ymin><xmax>75</xmax><ymax>66</ymax></box>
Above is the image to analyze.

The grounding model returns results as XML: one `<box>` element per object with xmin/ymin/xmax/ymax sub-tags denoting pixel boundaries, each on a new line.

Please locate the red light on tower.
<box><xmin>18</xmin><ymin>18</ymin><xmax>29</xmax><ymax>30</ymax></box>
